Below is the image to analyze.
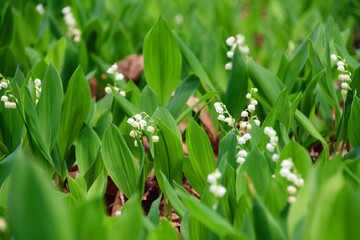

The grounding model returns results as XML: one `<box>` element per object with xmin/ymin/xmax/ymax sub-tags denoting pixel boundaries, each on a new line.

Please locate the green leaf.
<box><xmin>37</xmin><ymin>63</ymin><xmax>63</xmax><ymax>151</ymax></box>
<box><xmin>253</xmin><ymin>197</ymin><xmax>286</xmax><ymax>240</ymax></box>
<box><xmin>263</xmin><ymin>178</ymin><xmax>287</xmax><ymax>218</ymax></box>
<box><xmin>44</xmin><ymin>37</ymin><xmax>67</xmax><ymax>72</ymax></box>
<box><xmin>70</xmin><ymin>198</ymin><xmax>108</xmax><ymax>240</ymax></box>
<box><xmin>260</xmin><ymin>88</ymin><xmax>290</xmax><ymax>145</ymax></box>
<box><xmin>87</xmin><ymin>173</ymin><xmax>107</xmax><ymax>200</ymax></box>
<box><xmin>93</xmin><ymin>94</ymin><xmax>113</xmax><ymax>126</ymax></box>
<box><xmin>224</xmin><ymin>48</ymin><xmax>248</xmax><ymax>121</ymax></box>
<box><xmin>294</xmin><ymin>110</ymin><xmax>328</xmax><ymax>148</ymax></box>
<box><xmin>147</xmin><ymin>220</ymin><xmax>179</xmax><ymax>240</ymax></box>
<box><xmin>279</xmin><ymin>141</ymin><xmax>312</xmax><ymax>177</ymax></box>
<box><xmin>305</xmin><ymin>172</ymin><xmax>353</xmax><ymax>239</ymax></box>
<box><xmin>147</xmin><ymin>194</ymin><xmax>162</xmax><ymax>226</ymax></box>
<box><xmin>58</xmin><ymin>67</ymin><xmax>91</xmax><ymax>161</ymax></box>
<box><xmin>143</xmin><ymin>17</ymin><xmax>182</xmax><ymax>105</ymax></box>
<box><xmin>0</xmin><ymin>4</ymin><xmax>14</xmax><ymax>47</ymax></box>
<box><xmin>112</xmin><ymin>88</ymin><xmax>139</xmax><ymax>117</ymax></box>
<box><xmin>0</xmin><ymin>82</ymin><xmax>24</xmax><ymax>152</ymax></box>
<box><xmin>248</xmin><ymin>58</ymin><xmax>326</xmax><ymax>147</ymax></box>
<box><xmin>153</xmin><ymin>106</ymin><xmax>181</xmax><ymax>139</ymax></box>
<box><xmin>110</xmin><ymin>197</ymin><xmax>143</xmax><ymax>240</ymax></box>
<box><xmin>0</xmin><ymin>145</ymin><xmax>21</xmax><ymax>187</ymax></box>
<box><xmin>218</xmin><ymin>131</ymin><xmax>238</xmax><ymax>170</ymax></box>
<box><xmin>181</xmin><ymin>196</ymin><xmax>242</xmax><ymax>238</ymax></box>
<box><xmin>283</xmin><ymin>39</ymin><xmax>309</xmax><ymax>92</ymax></box>
<box><xmin>67</xmin><ymin>174</ymin><xmax>86</xmax><ymax>203</ymax></box>
<box><xmin>75</xmin><ymin>124</ymin><xmax>101</xmax><ymax>175</ymax></box>
<box><xmin>139</xmin><ymin>86</ymin><xmax>159</xmax><ymax>116</ymax></box>
<box><xmin>236</xmin><ymin>147</ymin><xmax>271</xmax><ymax>198</ymax></box>
<box><xmin>175</xmin><ymin>92</ymin><xmax>217</xmax><ymax>124</ymax></box>
<box><xmin>23</xmin><ymin>87</ymin><xmax>53</xmax><ymax>168</ymax></box>
<box><xmin>173</xmin><ymin>32</ymin><xmax>216</xmax><ymax>92</ymax></box>
<box><xmin>247</xmin><ymin>58</ymin><xmax>284</xmax><ymax>107</ymax></box>
<box><xmin>335</xmin><ymin>43</ymin><xmax>360</xmax><ymax>70</ymax></box>
<box><xmin>185</xmin><ymin>119</ymin><xmax>216</xmax><ymax>194</ymax></box>
<box><xmin>153</xmin><ymin>119</ymin><xmax>183</xmax><ymax>191</ymax></box>
<box><xmin>301</xmin><ymin>70</ymin><xmax>323</xmax><ymax>117</ymax></box>
<box><xmin>102</xmin><ymin>124</ymin><xmax>140</xmax><ymax>198</ymax></box>
<box><xmin>82</xmin><ymin>18</ymin><xmax>103</xmax><ymax>53</ymax></box>
<box><xmin>348</xmin><ymin>96</ymin><xmax>360</xmax><ymax>148</ymax></box>
<box><xmin>159</xmin><ymin>172</ymin><xmax>186</xmax><ymax>217</ymax></box>
<box><xmin>166</xmin><ymin>75</ymin><xmax>200</xmax><ymax>118</ymax></box>
<box><xmin>351</xmin><ymin>67</ymin><xmax>360</xmax><ymax>95</ymax></box>
<box><xmin>7</xmin><ymin>156</ymin><xmax>71</xmax><ymax>240</ymax></box>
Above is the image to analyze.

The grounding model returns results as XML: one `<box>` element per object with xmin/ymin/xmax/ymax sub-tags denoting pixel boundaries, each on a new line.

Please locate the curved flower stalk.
<box><xmin>264</xmin><ymin>126</ymin><xmax>304</xmax><ymax>203</ymax></box>
<box><xmin>104</xmin><ymin>64</ymin><xmax>126</xmax><ymax>96</ymax></box>
<box><xmin>264</xmin><ymin>126</ymin><xmax>280</xmax><ymax>163</ymax></box>
<box><xmin>105</xmin><ymin>85</ymin><xmax>126</xmax><ymax>97</ymax></box>
<box><xmin>331</xmin><ymin>54</ymin><xmax>352</xmax><ymax>99</ymax></box>
<box><xmin>279</xmin><ymin>158</ymin><xmax>304</xmax><ymax>204</ymax></box>
<box><xmin>106</xmin><ymin>63</ymin><xmax>125</xmax><ymax>82</ymax></box>
<box><xmin>225</xmin><ymin>34</ymin><xmax>250</xmax><ymax>70</ymax></box>
<box><xmin>214</xmin><ymin>88</ymin><xmax>260</xmax><ymax>165</ymax></box>
<box><xmin>127</xmin><ymin>112</ymin><xmax>160</xmax><ymax>147</ymax></box>
<box><xmin>0</xmin><ymin>76</ymin><xmax>17</xmax><ymax>109</ymax></box>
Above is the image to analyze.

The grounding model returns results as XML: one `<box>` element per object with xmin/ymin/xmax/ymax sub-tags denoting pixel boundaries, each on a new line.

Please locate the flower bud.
<box><xmin>248</xmin><ymin>104</ymin><xmax>255</xmax><ymax>111</ymax></box>
<box><xmin>225</xmin><ymin>62</ymin><xmax>232</xmax><ymax>70</ymax></box>
<box><xmin>217</xmin><ymin>114</ymin><xmax>225</xmax><ymax>121</ymax></box>
<box><xmin>115</xmin><ymin>73</ymin><xmax>124</xmax><ymax>81</ymax></box>
<box><xmin>241</xmin><ymin>111</ymin><xmax>248</xmax><ymax>117</ymax></box>
<box><xmin>152</xmin><ymin>135</ymin><xmax>159</xmax><ymax>143</ymax></box>
<box><xmin>236</xmin><ymin>157</ymin><xmax>245</xmax><ymax>164</ymax></box>
<box><xmin>287</xmin><ymin>185</ymin><xmax>297</xmax><ymax>195</ymax></box>
<box><xmin>266</xmin><ymin>143</ymin><xmax>275</xmax><ymax>152</ymax></box>
<box><xmin>105</xmin><ymin>87</ymin><xmax>112</xmax><ymax>94</ymax></box>
<box><xmin>34</xmin><ymin>78</ymin><xmax>41</xmax><ymax>86</ymax></box>
<box><xmin>330</xmin><ymin>54</ymin><xmax>337</xmax><ymax>61</ymax></box>
<box><xmin>147</xmin><ymin>126</ymin><xmax>155</xmax><ymax>133</ymax></box>
<box><xmin>1</xmin><ymin>96</ymin><xmax>8</xmax><ymax>102</ymax></box>
<box><xmin>226</xmin><ymin>36</ymin><xmax>235</xmax><ymax>46</ymax></box>
<box><xmin>288</xmin><ymin>196</ymin><xmax>296</xmax><ymax>204</ymax></box>
<box><xmin>227</xmin><ymin>51</ymin><xmax>234</xmax><ymax>58</ymax></box>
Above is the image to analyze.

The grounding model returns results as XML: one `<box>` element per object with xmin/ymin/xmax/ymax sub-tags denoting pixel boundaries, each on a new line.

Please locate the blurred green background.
<box><xmin>1</xmin><ymin>0</ymin><xmax>359</xmax><ymax>93</ymax></box>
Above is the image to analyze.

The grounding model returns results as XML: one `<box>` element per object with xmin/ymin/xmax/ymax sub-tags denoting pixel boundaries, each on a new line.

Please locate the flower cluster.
<box><xmin>279</xmin><ymin>158</ymin><xmax>304</xmax><ymax>204</ymax></box>
<box><xmin>264</xmin><ymin>126</ymin><xmax>280</xmax><ymax>162</ymax></box>
<box><xmin>207</xmin><ymin>169</ymin><xmax>226</xmax><ymax>198</ymax></box>
<box><xmin>34</xmin><ymin>78</ymin><xmax>42</xmax><ymax>105</ymax></box>
<box><xmin>62</xmin><ymin>7</ymin><xmax>81</xmax><ymax>42</ymax></box>
<box><xmin>214</xmin><ymin>102</ymin><xmax>235</xmax><ymax>127</ymax></box>
<box><xmin>106</xmin><ymin>63</ymin><xmax>125</xmax><ymax>81</ymax></box>
<box><xmin>105</xmin><ymin>86</ymin><xmax>126</xmax><ymax>97</ymax></box>
<box><xmin>0</xmin><ymin>77</ymin><xmax>17</xmax><ymax>109</ymax></box>
<box><xmin>214</xmin><ymin>88</ymin><xmax>260</xmax><ymax>165</ymax></box>
<box><xmin>127</xmin><ymin>113</ymin><xmax>159</xmax><ymax>147</ymax></box>
<box><xmin>225</xmin><ymin>34</ymin><xmax>250</xmax><ymax>70</ymax></box>
<box><xmin>331</xmin><ymin>54</ymin><xmax>352</xmax><ymax>98</ymax></box>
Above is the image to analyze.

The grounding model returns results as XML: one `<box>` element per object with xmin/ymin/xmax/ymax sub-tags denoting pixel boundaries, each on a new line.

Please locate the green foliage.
<box><xmin>102</xmin><ymin>124</ymin><xmax>140</xmax><ymax>199</ymax></box>
<box><xmin>143</xmin><ymin>17</ymin><xmax>182</xmax><ymax>106</ymax></box>
<box><xmin>0</xmin><ymin>0</ymin><xmax>360</xmax><ymax>239</ymax></box>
